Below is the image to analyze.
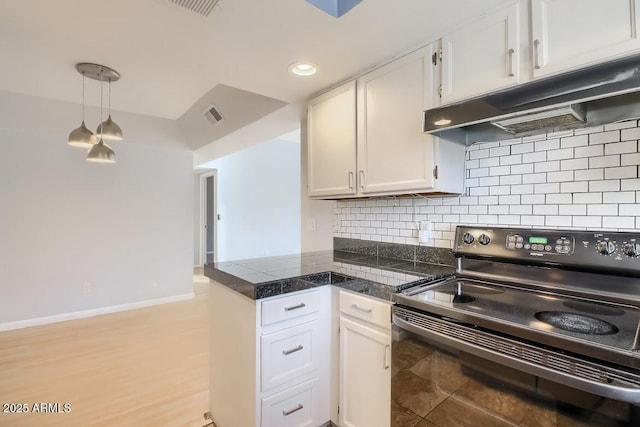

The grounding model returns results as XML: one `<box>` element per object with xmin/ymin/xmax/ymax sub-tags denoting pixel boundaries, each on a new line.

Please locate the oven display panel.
<box><xmin>506</xmin><ymin>233</ymin><xmax>573</xmax><ymax>254</ymax></box>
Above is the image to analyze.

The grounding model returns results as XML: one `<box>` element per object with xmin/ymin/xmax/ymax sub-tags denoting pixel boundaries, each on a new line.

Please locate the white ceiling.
<box><xmin>0</xmin><ymin>0</ymin><xmax>511</xmax><ymax>121</ymax></box>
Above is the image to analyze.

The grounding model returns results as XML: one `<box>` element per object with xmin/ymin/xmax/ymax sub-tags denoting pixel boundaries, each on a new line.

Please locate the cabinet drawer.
<box><xmin>261</xmin><ymin>321</ymin><xmax>318</xmax><ymax>392</ymax></box>
<box><xmin>339</xmin><ymin>291</ymin><xmax>391</xmax><ymax>330</ymax></box>
<box><xmin>261</xmin><ymin>290</ymin><xmax>320</xmax><ymax>326</ymax></box>
<box><xmin>261</xmin><ymin>378</ymin><xmax>318</xmax><ymax>427</ymax></box>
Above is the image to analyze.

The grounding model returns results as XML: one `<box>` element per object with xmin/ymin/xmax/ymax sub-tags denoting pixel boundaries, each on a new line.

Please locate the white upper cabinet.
<box><xmin>440</xmin><ymin>1</ymin><xmax>523</xmax><ymax>105</ymax></box>
<box><xmin>306</xmin><ymin>45</ymin><xmax>465</xmax><ymax>199</ymax></box>
<box><xmin>531</xmin><ymin>0</ymin><xmax>640</xmax><ymax>79</ymax></box>
<box><xmin>307</xmin><ymin>81</ymin><xmax>357</xmax><ymax>198</ymax></box>
<box><xmin>357</xmin><ymin>46</ymin><xmax>438</xmax><ymax>194</ymax></box>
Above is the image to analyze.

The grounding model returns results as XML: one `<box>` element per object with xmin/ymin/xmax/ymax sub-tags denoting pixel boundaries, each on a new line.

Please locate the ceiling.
<box><xmin>0</xmin><ymin>0</ymin><xmax>511</xmax><ymax>122</ymax></box>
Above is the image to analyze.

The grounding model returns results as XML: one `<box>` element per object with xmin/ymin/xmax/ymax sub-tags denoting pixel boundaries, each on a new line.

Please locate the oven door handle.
<box><xmin>393</xmin><ymin>312</ymin><xmax>640</xmax><ymax>404</ymax></box>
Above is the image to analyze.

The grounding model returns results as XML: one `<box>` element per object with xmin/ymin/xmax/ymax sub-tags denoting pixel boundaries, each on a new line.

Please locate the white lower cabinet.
<box><xmin>209</xmin><ymin>285</ymin><xmax>330</xmax><ymax>427</ymax></box>
<box><xmin>261</xmin><ymin>378</ymin><xmax>318</xmax><ymax>427</ymax></box>
<box><xmin>338</xmin><ymin>291</ymin><xmax>391</xmax><ymax>427</ymax></box>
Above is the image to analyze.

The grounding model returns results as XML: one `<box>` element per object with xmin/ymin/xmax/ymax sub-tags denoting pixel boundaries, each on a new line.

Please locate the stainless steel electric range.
<box><xmin>391</xmin><ymin>226</ymin><xmax>640</xmax><ymax>426</ymax></box>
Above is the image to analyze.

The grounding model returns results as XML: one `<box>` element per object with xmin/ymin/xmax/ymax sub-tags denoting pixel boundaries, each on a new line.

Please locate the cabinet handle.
<box><xmin>282</xmin><ymin>344</ymin><xmax>304</xmax><ymax>355</ymax></box>
<box><xmin>348</xmin><ymin>171</ymin><xmax>354</xmax><ymax>189</ymax></box>
<box><xmin>384</xmin><ymin>345</ymin><xmax>390</xmax><ymax>369</ymax></box>
<box><xmin>533</xmin><ymin>39</ymin><xmax>541</xmax><ymax>70</ymax></box>
<box><xmin>284</xmin><ymin>303</ymin><xmax>306</xmax><ymax>312</ymax></box>
<box><xmin>507</xmin><ymin>48</ymin><xmax>515</xmax><ymax>77</ymax></box>
<box><xmin>358</xmin><ymin>170</ymin><xmax>366</xmax><ymax>189</ymax></box>
<box><xmin>282</xmin><ymin>403</ymin><xmax>304</xmax><ymax>416</ymax></box>
<box><xmin>351</xmin><ymin>303</ymin><xmax>372</xmax><ymax>313</ymax></box>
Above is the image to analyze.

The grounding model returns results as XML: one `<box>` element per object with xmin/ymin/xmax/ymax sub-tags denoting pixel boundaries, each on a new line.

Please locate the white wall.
<box><xmin>334</xmin><ymin>121</ymin><xmax>640</xmax><ymax>248</ymax></box>
<box><xmin>203</xmin><ymin>138</ymin><xmax>302</xmax><ymax>261</ymax></box>
<box><xmin>0</xmin><ymin>91</ymin><xmax>194</xmax><ymax>327</ymax></box>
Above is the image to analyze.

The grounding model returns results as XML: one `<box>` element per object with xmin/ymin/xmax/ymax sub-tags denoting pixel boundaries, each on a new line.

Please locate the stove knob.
<box><xmin>623</xmin><ymin>243</ymin><xmax>640</xmax><ymax>258</ymax></box>
<box><xmin>596</xmin><ymin>241</ymin><xmax>616</xmax><ymax>255</ymax></box>
<box><xmin>462</xmin><ymin>232</ymin><xmax>475</xmax><ymax>244</ymax></box>
<box><xmin>478</xmin><ymin>234</ymin><xmax>491</xmax><ymax>246</ymax></box>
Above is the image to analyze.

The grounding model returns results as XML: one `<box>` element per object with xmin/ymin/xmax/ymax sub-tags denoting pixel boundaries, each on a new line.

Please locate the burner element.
<box><xmin>535</xmin><ymin>311</ymin><xmax>619</xmax><ymax>335</ymax></box>
<box><xmin>562</xmin><ymin>301</ymin><xmax>625</xmax><ymax>316</ymax></box>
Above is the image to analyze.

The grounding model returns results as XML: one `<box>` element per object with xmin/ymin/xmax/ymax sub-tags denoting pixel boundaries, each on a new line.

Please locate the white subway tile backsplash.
<box><xmin>603</xmin><ymin>216</ymin><xmax>635</xmax><ymax>229</ymax></box>
<box><xmin>621</xmin><ymin>179</ymin><xmax>640</xmax><ymax>191</ymax></box>
<box><xmin>559</xmin><ymin>204</ymin><xmax>586</xmax><ymax>215</ymax></box>
<box><xmin>479</xmin><ymin>157</ymin><xmax>500</xmax><ymax>168</ymax></box>
<box><xmin>587</xmin><ymin>204</ymin><xmax>618</xmax><ymax>216</ymax></box>
<box><xmin>589</xmin><ymin>131</ymin><xmax>619</xmax><ymax>145</ymax></box>
<box><xmin>523</xmin><ymin>151</ymin><xmax>547</xmax><ymax>163</ymax></box>
<box><xmin>573</xmin><ymin>192</ymin><xmax>602</xmax><ymax>204</ymax></box>
<box><xmin>621</xmin><ymin>127</ymin><xmax>640</xmax><ymax>141</ymax></box>
<box><xmin>589</xmin><ymin>155</ymin><xmax>621</xmax><ymax>168</ymax></box>
<box><xmin>605</xmin><ymin>166</ymin><xmax>637</xmax><ymax>179</ymax></box>
<box><xmin>535</xmin><ymin>139</ymin><xmax>560</xmax><ymax>152</ymax></box>
<box><xmin>534</xmin><ymin>205</ymin><xmax>559</xmax><ymax>215</ymax></box>
<box><xmin>546</xmin><ymin>193</ymin><xmax>573</xmax><ymax>204</ymax></box>
<box><xmin>561</xmin><ymin>158</ymin><xmax>589</xmax><ymax>170</ymax></box>
<box><xmin>535</xmin><ymin>161</ymin><xmax>561</xmax><ymax>173</ymax></box>
<box><xmin>335</xmin><ymin>123</ymin><xmax>640</xmax><ymax>248</ymax></box>
<box><xmin>574</xmin><ymin>168</ymin><xmax>603</xmax><ymax>181</ymax></box>
<box><xmin>605</xmin><ymin>140</ymin><xmax>637</xmax><ymax>155</ymax></box>
<box><xmin>560</xmin><ymin>181</ymin><xmax>588</xmax><ymax>193</ymax></box>
<box><xmin>561</xmin><ymin>135</ymin><xmax>588</xmax><ymax>148</ymax></box>
<box><xmin>602</xmin><ymin>192</ymin><xmax>636</xmax><ymax>204</ymax></box>
<box><xmin>589</xmin><ymin>180</ymin><xmax>620</xmax><ymax>192</ymax></box>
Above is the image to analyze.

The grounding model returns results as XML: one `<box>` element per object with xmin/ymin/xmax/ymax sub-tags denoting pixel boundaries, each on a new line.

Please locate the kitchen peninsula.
<box><xmin>203</xmin><ymin>241</ymin><xmax>455</xmax><ymax>427</ymax></box>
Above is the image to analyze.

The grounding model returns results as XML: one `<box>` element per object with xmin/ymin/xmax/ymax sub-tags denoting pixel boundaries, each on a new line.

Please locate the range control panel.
<box><xmin>454</xmin><ymin>226</ymin><xmax>640</xmax><ymax>275</ymax></box>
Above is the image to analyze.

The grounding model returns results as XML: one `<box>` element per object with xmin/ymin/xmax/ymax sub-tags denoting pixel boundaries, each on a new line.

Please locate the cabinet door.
<box><xmin>307</xmin><ymin>81</ymin><xmax>357</xmax><ymax>198</ymax></box>
<box><xmin>339</xmin><ymin>316</ymin><xmax>391</xmax><ymax>427</ymax></box>
<box><xmin>441</xmin><ymin>1</ymin><xmax>521</xmax><ymax>104</ymax></box>
<box><xmin>356</xmin><ymin>46</ymin><xmax>436</xmax><ymax>195</ymax></box>
<box><xmin>532</xmin><ymin>0</ymin><xmax>640</xmax><ymax>79</ymax></box>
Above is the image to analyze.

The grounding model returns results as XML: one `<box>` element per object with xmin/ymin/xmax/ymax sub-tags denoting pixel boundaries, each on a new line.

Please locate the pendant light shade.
<box><xmin>68</xmin><ymin>72</ymin><xmax>96</xmax><ymax>148</ymax></box>
<box><xmin>96</xmin><ymin>80</ymin><xmax>123</xmax><ymax>141</ymax></box>
<box><xmin>68</xmin><ymin>121</ymin><xmax>97</xmax><ymax>147</ymax></box>
<box><xmin>87</xmin><ymin>138</ymin><xmax>116</xmax><ymax>163</ymax></box>
<box><xmin>96</xmin><ymin>115</ymin><xmax>123</xmax><ymax>140</ymax></box>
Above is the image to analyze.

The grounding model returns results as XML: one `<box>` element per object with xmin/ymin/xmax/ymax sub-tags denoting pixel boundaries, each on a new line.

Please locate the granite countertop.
<box><xmin>203</xmin><ymin>249</ymin><xmax>456</xmax><ymax>302</ymax></box>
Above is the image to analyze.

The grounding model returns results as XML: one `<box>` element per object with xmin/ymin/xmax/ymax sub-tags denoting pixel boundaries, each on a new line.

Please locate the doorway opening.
<box><xmin>200</xmin><ymin>170</ymin><xmax>217</xmax><ymax>265</ymax></box>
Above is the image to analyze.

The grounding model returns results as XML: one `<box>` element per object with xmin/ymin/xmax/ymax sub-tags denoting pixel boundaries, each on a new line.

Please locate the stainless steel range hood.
<box><xmin>424</xmin><ymin>54</ymin><xmax>640</xmax><ymax>145</ymax></box>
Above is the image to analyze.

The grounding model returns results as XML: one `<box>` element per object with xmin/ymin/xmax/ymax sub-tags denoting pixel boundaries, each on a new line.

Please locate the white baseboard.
<box><xmin>0</xmin><ymin>293</ymin><xmax>195</xmax><ymax>332</ymax></box>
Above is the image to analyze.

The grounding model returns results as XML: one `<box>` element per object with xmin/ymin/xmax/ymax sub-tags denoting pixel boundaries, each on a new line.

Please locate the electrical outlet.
<box><xmin>333</xmin><ymin>217</ymin><xmax>340</xmax><ymax>233</ymax></box>
<box><xmin>81</xmin><ymin>282</ymin><xmax>92</xmax><ymax>294</ymax></box>
<box><xmin>307</xmin><ymin>217</ymin><xmax>317</xmax><ymax>231</ymax></box>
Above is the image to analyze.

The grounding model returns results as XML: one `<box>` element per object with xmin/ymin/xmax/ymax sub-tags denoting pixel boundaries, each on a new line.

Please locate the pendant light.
<box><xmin>67</xmin><ymin>72</ymin><xmax>96</xmax><ymax>148</ymax></box>
<box><xmin>87</xmin><ymin>77</ymin><xmax>116</xmax><ymax>163</ymax></box>
<box><xmin>69</xmin><ymin>63</ymin><xmax>121</xmax><ymax>163</ymax></box>
<box><xmin>96</xmin><ymin>79</ymin><xmax>123</xmax><ymax>141</ymax></box>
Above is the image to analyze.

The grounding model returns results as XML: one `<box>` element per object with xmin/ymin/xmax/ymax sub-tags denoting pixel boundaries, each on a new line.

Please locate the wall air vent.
<box><xmin>167</xmin><ymin>0</ymin><xmax>220</xmax><ymax>17</ymax></box>
<box><xmin>491</xmin><ymin>104</ymin><xmax>586</xmax><ymax>135</ymax></box>
<box><xmin>204</xmin><ymin>104</ymin><xmax>224</xmax><ymax>125</ymax></box>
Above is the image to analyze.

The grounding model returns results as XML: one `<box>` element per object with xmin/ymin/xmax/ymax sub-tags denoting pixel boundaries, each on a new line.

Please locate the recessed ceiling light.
<box><xmin>289</xmin><ymin>62</ymin><xmax>318</xmax><ymax>77</ymax></box>
<box><xmin>434</xmin><ymin>118</ymin><xmax>452</xmax><ymax>126</ymax></box>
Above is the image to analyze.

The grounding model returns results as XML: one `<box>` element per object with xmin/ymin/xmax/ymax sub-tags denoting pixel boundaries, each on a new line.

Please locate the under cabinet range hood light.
<box><xmin>424</xmin><ymin>53</ymin><xmax>640</xmax><ymax>145</ymax></box>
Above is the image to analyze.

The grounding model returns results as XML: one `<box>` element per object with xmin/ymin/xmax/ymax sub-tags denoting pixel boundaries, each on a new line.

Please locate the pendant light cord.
<box><xmin>81</xmin><ymin>72</ymin><xmax>86</xmax><ymax>122</ymax></box>
<box><xmin>108</xmin><ymin>80</ymin><xmax>112</xmax><ymax>116</ymax></box>
<box><xmin>99</xmin><ymin>79</ymin><xmax>104</xmax><ymax>136</ymax></box>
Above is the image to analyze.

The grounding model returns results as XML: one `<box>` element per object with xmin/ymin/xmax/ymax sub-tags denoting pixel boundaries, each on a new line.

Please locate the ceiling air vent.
<box><xmin>204</xmin><ymin>104</ymin><xmax>224</xmax><ymax>125</ymax></box>
<box><xmin>491</xmin><ymin>104</ymin><xmax>586</xmax><ymax>135</ymax></box>
<box><xmin>167</xmin><ymin>0</ymin><xmax>220</xmax><ymax>17</ymax></box>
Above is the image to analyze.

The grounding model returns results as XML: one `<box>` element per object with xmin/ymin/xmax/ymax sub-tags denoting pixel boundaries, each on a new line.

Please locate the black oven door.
<box><xmin>391</xmin><ymin>318</ymin><xmax>639</xmax><ymax>426</ymax></box>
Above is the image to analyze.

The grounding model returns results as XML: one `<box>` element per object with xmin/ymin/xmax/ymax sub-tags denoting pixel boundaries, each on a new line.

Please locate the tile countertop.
<box><xmin>203</xmin><ymin>250</ymin><xmax>456</xmax><ymax>302</ymax></box>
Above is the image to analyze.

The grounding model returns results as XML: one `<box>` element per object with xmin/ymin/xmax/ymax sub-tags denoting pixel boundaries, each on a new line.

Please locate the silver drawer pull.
<box><xmin>282</xmin><ymin>345</ymin><xmax>304</xmax><ymax>355</ymax></box>
<box><xmin>284</xmin><ymin>303</ymin><xmax>306</xmax><ymax>312</ymax></box>
<box><xmin>282</xmin><ymin>403</ymin><xmax>304</xmax><ymax>416</ymax></box>
<box><xmin>351</xmin><ymin>304</ymin><xmax>372</xmax><ymax>313</ymax></box>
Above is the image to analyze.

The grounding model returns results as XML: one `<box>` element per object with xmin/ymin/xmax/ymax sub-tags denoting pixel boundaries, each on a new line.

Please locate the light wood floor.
<box><xmin>0</xmin><ymin>272</ymin><xmax>210</xmax><ymax>427</ymax></box>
